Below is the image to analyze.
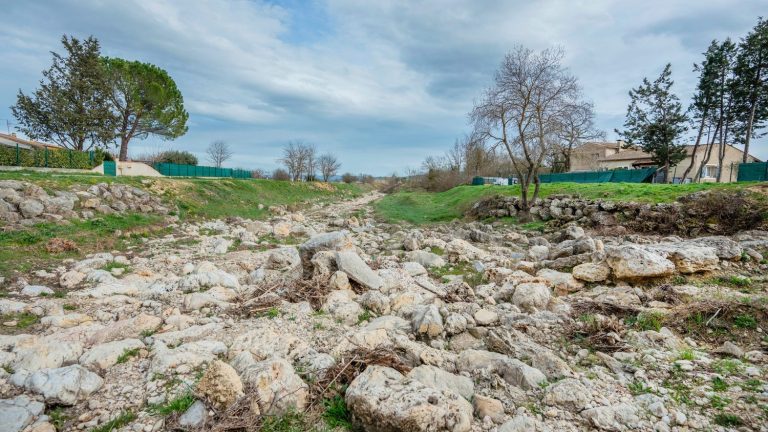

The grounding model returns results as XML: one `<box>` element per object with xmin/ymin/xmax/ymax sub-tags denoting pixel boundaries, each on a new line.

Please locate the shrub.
<box><xmin>679</xmin><ymin>190</ymin><xmax>768</xmax><ymax>234</ymax></box>
<box><xmin>155</xmin><ymin>150</ymin><xmax>198</xmax><ymax>165</ymax></box>
<box><xmin>272</xmin><ymin>168</ymin><xmax>291</xmax><ymax>181</ymax></box>
<box><xmin>341</xmin><ymin>172</ymin><xmax>357</xmax><ymax>183</ymax></box>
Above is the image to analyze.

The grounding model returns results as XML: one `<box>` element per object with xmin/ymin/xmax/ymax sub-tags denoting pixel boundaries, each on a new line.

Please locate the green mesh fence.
<box><xmin>154</xmin><ymin>163</ymin><xmax>253</xmax><ymax>178</ymax></box>
<box><xmin>737</xmin><ymin>162</ymin><xmax>768</xmax><ymax>182</ymax></box>
<box><xmin>538</xmin><ymin>168</ymin><xmax>655</xmax><ymax>184</ymax></box>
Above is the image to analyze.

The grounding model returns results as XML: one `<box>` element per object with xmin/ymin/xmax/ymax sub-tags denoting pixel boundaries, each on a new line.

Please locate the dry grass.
<box><xmin>45</xmin><ymin>237</ymin><xmax>77</xmax><ymax>253</ymax></box>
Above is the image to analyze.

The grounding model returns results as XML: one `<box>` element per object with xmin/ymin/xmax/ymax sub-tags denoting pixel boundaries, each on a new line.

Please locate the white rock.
<box><xmin>79</xmin><ymin>338</ymin><xmax>145</xmax><ymax>371</ymax></box>
<box><xmin>346</xmin><ymin>366</ymin><xmax>472</xmax><ymax>432</ymax></box>
<box><xmin>11</xmin><ymin>365</ymin><xmax>103</xmax><ymax>405</ymax></box>
<box><xmin>511</xmin><ymin>282</ymin><xmax>551</xmax><ymax>312</ymax></box>
<box><xmin>606</xmin><ymin>245</ymin><xmax>675</xmax><ymax>279</ymax></box>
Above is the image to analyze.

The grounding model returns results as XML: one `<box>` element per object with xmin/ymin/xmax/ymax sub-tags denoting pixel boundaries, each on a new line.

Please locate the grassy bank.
<box><xmin>0</xmin><ymin>171</ymin><xmax>365</xmax><ymax>278</ymax></box>
<box><xmin>375</xmin><ymin>182</ymin><xmax>760</xmax><ymax>224</ymax></box>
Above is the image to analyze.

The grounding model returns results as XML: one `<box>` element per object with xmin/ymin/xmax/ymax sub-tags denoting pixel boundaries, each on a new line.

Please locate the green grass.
<box><xmin>90</xmin><ymin>411</ymin><xmax>136</xmax><ymax>432</ymax></box>
<box><xmin>115</xmin><ymin>348</ymin><xmax>140</xmax><ymax>364</ymax></box>
<box><xmin>713</xmin><ymin>359</ymin><xmax>744</xmax><ymax>376</ymax></box>
<box><xmin>0</xmin><ymin>213</ymin><xmax>162</xmax><ymax>278</ymax></box>
<box><xmin>260</xmin><ymin>410</ymin><xmax>314</xmax><ymax>432</ymax></box>
<box><xmin>712</xmin><ymin>376</ymin><xmax>729</xmax><ymax>392</ymax></box>
<box><xmin>0</xmin><ymin>312</ymin><xmax>39</xmax><ymax>330</ymax></box>
<box><xmin>733</xmin><ymin>313</ymin><xmax>758</xmax><ymax>329</ymax></box>
<box><xmin>677</xmin><ymin>349</ymin><xmax>695</xmax><ymax>361</ymax></box>
<box><xmin>48</xmin><ymin>407</ymin><xmax>68</xmax><ymax>431</ymax></box>
<box><xmin>428</xmin><ymin>262</ymin><xmax>485</xmax><ymax>287</ymax></box>
<box><xmin>0</xmin><ymin>172</ymin><xmax>365</xmax><ymax>278</ymax></box>
<box><xmin>628</xmin><ymin>311</ymin><xmax>665</xmax><ymax>332</ymax></box>
<box><xmin>147</xmin><ymin>392</ymin><xmax>195</xmax><ymax>416</ymax></box>
<box><xmin>375</xmin><ymin>183</ymin><xmax>757</xmax><ymax>224</ymax></box>
<box><xmin>323</xmin><ymin>395</ymin><xmax>353</xmax><ymax>429</ymax></box>
<box><xmin>627</xmin><ymin>380</ymin><xmax>654</xmax><ymax>395</ymax></box>
<box><xmin>713</xmin><ymin>413</ymin><xmax>743</xmax><ymax>427</ymax></box>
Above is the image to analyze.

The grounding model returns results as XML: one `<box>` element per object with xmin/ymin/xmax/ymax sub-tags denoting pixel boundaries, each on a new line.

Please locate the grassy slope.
<box><xmin>0</xmin><ymin>171</ymin><xmax>365</xmax><ymax>278</ymax></box>
<box><xmin>375</xmin><ymin>182</ymin><xmax>759</xmax><ymax>224</ymax></box>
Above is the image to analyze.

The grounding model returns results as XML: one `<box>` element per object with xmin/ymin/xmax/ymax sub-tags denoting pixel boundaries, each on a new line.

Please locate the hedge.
<box><xmin>0</xmin><ymin>145</ymin><xmax>105</xmax><ymax>169</ymax></box>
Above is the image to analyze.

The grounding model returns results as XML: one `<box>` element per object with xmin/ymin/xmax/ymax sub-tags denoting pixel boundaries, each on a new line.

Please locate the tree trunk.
<box><xmin>119</xmin><ymin>136</ymin><xmax>129</xmax><ymax>162</ymax></box>
<box><xmin>742</xmin><ymin>100</ymin><xmax>757</xmax><ymax>163</ymax></box>
<box><xmin>681</xmin><ymin>112</ymin><xmax>708</xmax><ymax>181</ymax></box>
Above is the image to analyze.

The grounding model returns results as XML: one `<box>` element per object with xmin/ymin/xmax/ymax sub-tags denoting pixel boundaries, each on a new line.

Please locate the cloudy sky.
<box><xmin>1</xmin><ymin>0</ymin><xmax>766</xmax><ymax>175</ymax></box>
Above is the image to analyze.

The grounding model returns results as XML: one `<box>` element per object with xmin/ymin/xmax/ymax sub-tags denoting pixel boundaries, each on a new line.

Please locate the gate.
<box><xmin>103</xmin><ymin>160</ymin><xmax>116</xmax><ymax>176</ymax></box>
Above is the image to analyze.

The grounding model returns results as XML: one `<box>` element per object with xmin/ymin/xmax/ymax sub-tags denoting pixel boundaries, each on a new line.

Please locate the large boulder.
<box><xmin>345</xmin><ymin>366</ymin><xmax>472</xmax><ymax>432</ymax></box>
<box><xmin>335</xmin><ymin>251</ymin><xmax>383</xmax><ymax>290</ymax></box>
<box><xmin>299</xmin><ymin>231</ymin><xmax>354</xmax><ymax>262</ymax></box>
<box><xmin>231</xmin><ymin>353</ymin><xmax>307</xmax><ymax>415</ymax></box>
<box><xmin>404</xmin><ymin>251</ymin><xmax>445</xmax><ymax>268</ymax></box>
<box><xmin>605</xmin><ymin>245</ymin><xmax>675</xmax><ymax>279</ymax></box>
<box><xmin>648</xmin><ymin>244</ymin><xmax>719</xmax><ymax>274</ymax></box>
<box><xmin>196</xmin><ymin>360</ymin><xmax>244</xmax><ymax>410</ymax></box>
<box><xmin>10</xmin><ymin>365</ymin><xmax>103</xmax><ymax>405</ymax></box>
<box><xmin>511</xmin><ymin>282</ymin><xmax>551</xmax><ymax>312</ymax></box>
<box><xmin>572</xmin><ymin>262</ymin><xmax>611</xmax><ymax>282</ymax></box>
<box><xmin>543</xmin><ymin>378</ymin><xmax>590</xmax><ymax>411</ymax></box>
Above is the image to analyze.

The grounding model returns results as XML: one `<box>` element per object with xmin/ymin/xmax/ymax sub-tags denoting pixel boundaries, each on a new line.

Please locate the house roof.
<box><xmin>597</xmin><ymin>143</ymin><xmax>760</xmax><ymax>163</ymax></box>
<box><xmin>0</xmin><ymin>132</ymin><xmax>61</xmax><ymax>150</ymax></box>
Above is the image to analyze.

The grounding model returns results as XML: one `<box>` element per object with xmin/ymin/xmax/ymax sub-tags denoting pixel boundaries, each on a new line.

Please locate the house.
<box><xmin>0</xmin><ymin>132</ymin><xmax>61</xmax><ymax>150</ymax></box>
<box><xmin>569</xmin><ymin>141</ymin><xmax>759</xmax><ymax>183</ymax></box>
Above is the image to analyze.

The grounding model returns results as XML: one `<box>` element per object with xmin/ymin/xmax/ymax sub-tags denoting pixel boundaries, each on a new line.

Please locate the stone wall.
<box><xmin>468</xmin><ymin>193</ymin><xmax>751</xmax><ymax>236</ymax></box>
<box><xmin>0</xmin><ymin>180</ymin><xmax>171</xmax><ymax>227</ymax></box>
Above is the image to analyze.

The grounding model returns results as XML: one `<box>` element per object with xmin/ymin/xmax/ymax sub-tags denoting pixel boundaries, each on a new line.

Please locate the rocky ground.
<box><xmin>1</xmin><ymin>188</ymin><xmax>767</xmax><ymax>432</ymax></box>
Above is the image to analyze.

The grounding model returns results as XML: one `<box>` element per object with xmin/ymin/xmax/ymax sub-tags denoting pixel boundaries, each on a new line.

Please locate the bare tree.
<box><xmin>318</xmin><ymin>153</ymin><xmax>341</xmax><ymax>182</ymax></box>
<box><xmin>279</xmin><ymin>140</ymin><xmax>314</xmax><ymax>181</ymax></box>
<box><xmin>552</xmin><ymin>102</ymin><xmax>604</xmax><ymax>172</ymax></box>
<box><xmin>206</xmin><ymin>140</ymin><xmax>232</xmax><ymax>167</ymax></box>
<box><xmin>272</xmin><ymin>168</ymin><xmax>290</xmax><ymax>181</ymax></box>
<box><xmin>304</xmin><ymin>143</ymin><xmax>317</xmax><ymax>181</ymax></box>
<box><xmin>471</xmin><ymin>46</ymin><xmax>585</xmax><ymax>220</ymax></box>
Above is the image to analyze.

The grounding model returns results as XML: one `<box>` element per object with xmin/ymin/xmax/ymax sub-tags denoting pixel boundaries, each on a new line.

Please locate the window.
<box><xmin>702</xmin><ymin>165</ymin><xmax>719</xmax><ymax>178</ymax></box>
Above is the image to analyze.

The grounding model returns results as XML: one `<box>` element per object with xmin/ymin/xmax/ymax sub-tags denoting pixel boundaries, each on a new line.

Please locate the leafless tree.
<box><xmin>552</xmin><ymin>101</ymin><xmax>604</xmax><ymax>172</ymax></box>
<box><xmin>206</xmin><ymin>140</ymin><xmax>232</xmax><ymax>167</ymax></box>
<box><xmin>279</xmin><ymin>141</ymin><xmax>315</xmax><ymax>181</ymax></box>
<box><xmin>304</xmin><ymin>143</ymin><xmax>317</xmax><ymax>181</ymax></box>
<box><xmin>471</xmin><ymin>46</ymin><xmax>585</xmax><ymax>220</ymax></box>
<box><xmin>318</xmin><ymin>153</ymin><xmax>341</xmax><ymax>182</ymax></box>
<box><xmin>272</xmin><ymin>168</ymin><xmax>290</xmax><ymax>181</ymax></box>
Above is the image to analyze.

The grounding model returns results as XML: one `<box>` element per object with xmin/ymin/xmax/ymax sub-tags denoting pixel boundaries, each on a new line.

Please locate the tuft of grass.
<box><xmin>713</xmin><ymin>359</ymin><xmax>744</xmax><ymax>376</ymax></box>
<box><xmin>630</xmin><ymin>311</ymin><xmax>665</xmax><ymax>332</ymax></box>
<box><xmin>429</xmin><ymin>262</ymin><xmax>485</xmax><ymax>287</ymax></box>
<box><xmin>90</xmin><ymin>411</ymin><xmax>137</xmax><ymax>432</ymax></box>
<box><xmin>709</xmin><ymin>394</ymin><xmax>731</xmax><ymax>409</ymax></box>
<box><xmin>676</xmin><ymin>349</ymin><xmax>695</xmax><ymax>361</ymax></box>
<box><xmin>147</xmin><ymin>392</ymin><xmax>195</xmax><ymax>416</ymax></box>
<box><xmin>357</xmin><ymin>309</ymin><xmax>373</xmax><ymax>324</ymax></box>
<box><xmin>711</xmin><ymin>376</ymin><xmax>728</xmax><ymax>392</ymax></box>
<box><xmin>260</xmin><ymin>410</ymin><xmax>312</xmax><ymax>432</ymax></box>
<box><xmin>2</xmin><ymin>363</ymin><xmax>15</xmax><ymax>374</ymax></box>
<box><xmin>265</xmin><ymin>307</ymin><xmax>280</xmax><ymax>319</ymax></box>
<box><xmin>322</xmin><ymin>395</ymin><xmax>353</xmax><ymax>429</ymax></box>
<box><xmin>63</xmin><ymin>303</ymin><xmax>77</xmax><ymax>311</ymax></box>
<box><xmin>100</xmin><ymin>261</ymin><xmax>129</xmax><ymax>272</ymax></box>
<box><xmin>712</xmin><ymin>275</ymin><xmax>752</xmax><ymax>289</ymax></box>
<box><xmin>713</xmin><ymin>413</ymin><xmax>743</xmax><ymax>427</ymax></box>
<box><xmin>115</xmin><ymin>348</ymin><xmax>140</xmax><ymax>364</ymax></box>
<box><xmin>49</xmin><ymin>407</ymin><xmax>68</xmax><ymax>431</ymax></box>
<box><xmin>733</xmin><ymin>313</ymin><xmax>758</xmax><ymax>329</ymax></box>
<box><xmin>627</xmin><ymin>380</ymin><xmax>654</xmax><ymax>395</ymax></box>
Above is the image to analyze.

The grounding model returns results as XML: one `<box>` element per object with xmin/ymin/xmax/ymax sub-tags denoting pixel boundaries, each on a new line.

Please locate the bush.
<box><xmin>0</xmin><ymin>145</ymin><xmax>103</xmax><ymax>169</ymax></box>
<box><xmin>341</xmin><ymin>173</ymin><xmax>357</xmax><ymax>183</ymax></box>
<box><xmin>272</xmin><ymin>168</ymin><xmax>291</xmax><ymax>181</ymax></box>
<box><xmin>679</xmin><ymin>190</ymin><xmax>768</xmax><ymax>234</ymax></box>
<box><xmin>155</xmin><ymin>150</ymin><xmax>198</xmax><ymax>165</ymax></box>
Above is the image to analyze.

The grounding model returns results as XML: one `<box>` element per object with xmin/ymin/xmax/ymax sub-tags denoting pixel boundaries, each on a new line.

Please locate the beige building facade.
<box><xmin>569</xmin><ymin>141</ymin><xmax>759</xmax><ymax>183</ymax></box>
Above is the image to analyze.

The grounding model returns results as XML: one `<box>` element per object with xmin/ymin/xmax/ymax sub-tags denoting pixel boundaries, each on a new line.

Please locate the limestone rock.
<box><xmin>345</xmin><ymin>365</ymin><xmax>472</xmax><ymax>432</ymax></box>
<box><xmin>605</xmin><ymin>245</ymin><xmax>675</xmax><ymax>279</ymax></box>
<box><xmin>335</xmin><ymin>251</ymin><xmax>383</xmax><ymax>290</ymax></box>
<box><xmin>197</xmin><ymin>360</ymin><xmax>244</xmax><ymax>410</ymax></box>
<box><xmin>511</xmin><ymin>282</ymin><xmax>551</xmax><ymax>312</ymax></box>
<box><xmin>572</xmin><ymin>262</ymin><xmax>610</xmax><ymax>282</ymax></box>
<box><xmin>407</xmin><ymin>364</ymin><xmax>474</xmax><ymax>400</ymax></box>
<box><xmin>536</xmin><ymin>269</ymin><xmax>584</xmax><ymax>295</ymax></box>
<box><xmin>78</xmin><ymin>338</ymin><xmax>144</xmax><ymax>371</ymax></box>
<box><xmin>0</xmin><ymin>395</ymin><xmax>45</xmax><ymax>432</ymax></box>
<box><xmin>232</xmin><ymin>353</ymin><xmax>308</xmax><ymax>415</ymax></box>
<box><xmin>11</xmin><ymin>365</ymin><xmax>103</xmax><ymax>405</ymax></box>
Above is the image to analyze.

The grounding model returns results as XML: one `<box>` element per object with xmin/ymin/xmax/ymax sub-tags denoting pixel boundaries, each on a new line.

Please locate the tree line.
<box><xmin>12</xmin><ymin>35</ymin><xmax>189</xmax><ymax>161</ymax></box>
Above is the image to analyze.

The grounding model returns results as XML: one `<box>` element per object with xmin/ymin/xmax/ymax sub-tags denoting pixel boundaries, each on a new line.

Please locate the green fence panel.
<box><xmin>539</xmin><ymin>168</ymin><xmax>654</xmax><ymax>184</ymax></box>
<box><xmin>153</xmin><ymin>162</ymin><xmax>254</xmax><ymax>179</ymax></box>
<box><xmin>737</xmin><ymin>162</ymin><xmax>768</xmax><ymax>182</ymax></box>
<box><xmin>609</xmin><ymin>167</ymin><xmax>656</xmax><ymax>183</ymax></box>
<box><xmin>103</xmin><ymin>160</ymin><xmax>116</xmax><ymax>176</ymax></box>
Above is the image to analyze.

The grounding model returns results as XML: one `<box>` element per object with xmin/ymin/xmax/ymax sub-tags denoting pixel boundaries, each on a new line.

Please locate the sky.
<box><xmin>0</xmin><ymin>0</ymin><xmax>766</xmax><ymax>175</ymax></box>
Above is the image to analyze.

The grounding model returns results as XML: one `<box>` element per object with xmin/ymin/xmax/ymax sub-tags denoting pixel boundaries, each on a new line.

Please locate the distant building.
<box><xmin>0</xmin><ymin>132</ymin><xmax>61</xmax><ymax>150</ymax></box>
<box><xmin>569</xmin><ymin>141</ymin><xmax>759</xmax><ymax>183</ymax></box>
